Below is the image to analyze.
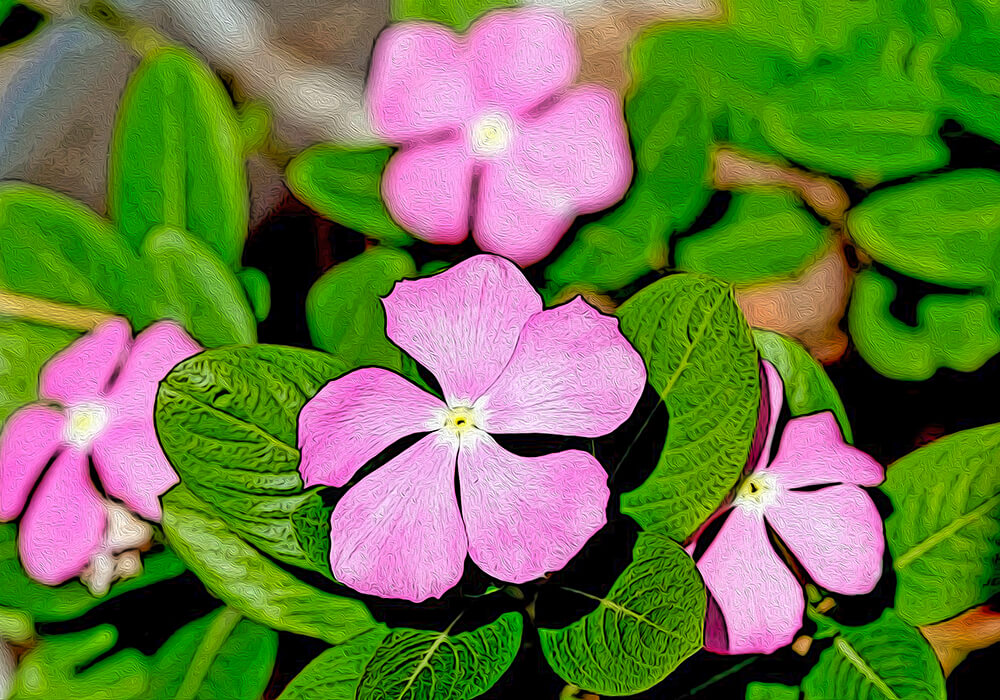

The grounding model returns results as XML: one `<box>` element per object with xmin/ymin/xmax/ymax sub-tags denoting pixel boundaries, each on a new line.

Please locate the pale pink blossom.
<box><xmin>367</xmin><ymin>8</ymin><xmax>632</xmax><ymax>266</ymax></box>
<box><xmin>298</xmin><ymin>254</ymin><xmax>645</xmax><ymax>602</ymax></box>
<box><xmin>0</xmin><ymin>319</ymin><xmax>200</xmax><ymax>587</ymax></box>
<box><xmin>690</xmin><ymin>362</ymin><xmax>885</xmax><ymax>655</ymax></box>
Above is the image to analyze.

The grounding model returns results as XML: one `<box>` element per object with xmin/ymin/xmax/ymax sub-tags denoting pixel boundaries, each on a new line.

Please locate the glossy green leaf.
<box><xmin>883</xmin><ymin>423</ymin><xmax>1000</xmax><ymax>626</ymax></box>
<box><xmin>617</xmin><ymin>275</ymin><xmax>760</xmax><ymax>537</ymax></box>
<box><xmin>237</xmin><ymin>267</ymin><xmax>271</xmax><ymax>322</ymax></box>
<box><xmin>307</xmin><ymin>247</ymin><xmax>416</xmax><ymax>374</ymax></box>
<box><xmin>539</xmin><ymin>534</ymin><xmax>705</xmax><ymax>696</ymax></box>
<box><xmin>747</xmin><ymin>682</ymin><xmax>800</xmax><ymax>700</ymax></box>
<box><xmin>156</xmin><ymin>345</ymin><xmax>348</xmax><ymax>570</ymax></box>
<box><xmin>0</xmin><ymin>0</ymin><xmax>14</xmax><ymax>27</ymax></box>
<box><xmin>675</xmin><ymin>192</ymin><xmax>829</xmax><ymax>285</ymax></box>
<box><xmin>357</xmin><ymin>612</ymin><xmax>522</xmax><ymax>699</ymax></box>
<box><xmin>938</xmin><ymin>1</ymin><xmax>1000</xmax><ymax>142</ymax></box>
<box><xmin>390</xmin><ymin>0</ymin><xmax>515</xmax><ymax>29</ymax></box>
<box><xmin>753</xmin><ymin>329</ymin><xmax>852</xmax><ymax>442</ymax></box>
<box><xmin>847</xmin><ymin>170</ymin><xmax>1000</xmax><ymax>290</ymax></box>
<box><xmin>0</xmin><ymin>320</ymin><xmax>76</xmax><ymax>424</ymax></box>
<box><xmin>161</xmin><ymin>485</ymin><xmax>379</xmax><ymax>644</ymax></box>
<box><xmin>801</xmin><ymin>610</ymin><xmax>946</xmax><ymax>699</ymax></box>
<box><xmin>109</xmin><ymin>46</ymin><xmax>248</xmax><ymax>268</ymax></box>
<box><xmin>286</xmin><ymin>144</ymin><xmax>412</xmax><ymax>246</ymax></box>
<box><xmin>289</xmin><ymin>493</ymin><xmax>334</xmax><ymax>576</ymax></box>
<box><xmin>278</xmin><ymin>628</ymin><xmax>389</xmax><ymax>700</ymax></box>
<box><xmin>141</xmin><ymin>226</ymin><xmax>256</xmax><ymax>347</ymax></box>
<box><xmin>848</xmin><ymin>269</ymin><xmax>1000</xmax><ymax>380</ymax></box>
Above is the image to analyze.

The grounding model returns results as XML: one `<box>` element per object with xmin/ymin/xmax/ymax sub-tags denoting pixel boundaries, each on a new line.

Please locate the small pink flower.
<box><xmin>0</xmin><ymin>319</ymin><xmax>201</xmax><ymax>587</ymax></box>
<box><xmin>367</xmin><ymin>8</ymin><xmax>632</xmax><ymax>266</ymax></box>
<box><xmin>690</xmin><ymin>362</ymin><xmax>885</xmax><ymax>655</ymax></box>
<box><xmin>298</xmin><ymin>254</ymin><xmax>646</xmax><ymax>602</ymax></box>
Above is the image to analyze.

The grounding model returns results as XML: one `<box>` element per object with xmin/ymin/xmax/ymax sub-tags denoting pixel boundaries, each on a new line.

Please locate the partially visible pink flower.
<box><xmin>367</xmin><ymin>8</ymin><xmax>632</xmax><ymax>266</ymax></box>
<box><xmin>299</xmin><ymin>254</ymin><xmax>646</xmax><ymax>602</ymax></box>
<box><xmin>689</xmin><ymin>362</ymin><xmax>885</xmax><ymax>655</ymax></box>
<box><xmin>0</xmin><ymin>319</ymin><xmax>200</xmax><ymax>588</ymax></box>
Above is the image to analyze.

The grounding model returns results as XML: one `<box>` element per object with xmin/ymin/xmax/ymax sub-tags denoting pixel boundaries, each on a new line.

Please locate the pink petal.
<box><xmin>697</xmin><ymin>508</ymin><xmax>804</xmax><ymax>655</ymax></box>
<box><xmin>467</xmin><ymin>9</ymin><xmax>578</xmax><ymax>113</ymax></box>
<box><xmin>479</xmin><ymin>297</ymin><xmax>645</xmax><ymax>437</ymax></box>
<box><xmin>298</xmin><ymin>368</ymin><xmax>446</xmax><ymax>488</ymax></box>
<box><xmin>91</xmin><ymin>418</ymin><xmax>177</xmax><ymax>522</ymax></box>
<box><xmin>766</xmin><ymin>412</ymin><xmax>884</xmax><ymax>487</ymax></box>
<box><xmin>0</xmin><ymin>405</ymin><xmax>64</xmax><ymax>520</ymax></box>
<box><xmin>383</xmin><ymin>254</ymin><xmax>542</xmax><ymax>405</ymax></box>
<box><xmin>39</xmin><ymin>318</ymin><xmax>131</xmax><ymax>403</ymax></box>
<box><xmin>458</xmin><ymin>430</ymin><xmax>608</xmax><ymax>583</ymax></box>
<box><xmin>366</xmin><ymin>23</ymin><xmax>475</xmax><ymax>140</ymax></box>
<box><xmin>768</xmin><ymin>485</ymin><xmax>884</xmax><ymax>596</ymax></box>
<box><xmin>18</xmin><ymin>449</ymin><xmax>106</xmax><ymax>585</ymax></box>
<box><xmin>382</xmin><ymin>139</ymin><xmax>474</xmax><ymax>245</ymax></box>
<box><xmin>328</xmin><ymin>432</ymin><xmax>466</xmax><ymax>603</ymax></box>
<box><xmin>108</xmin><ymin>321</ymin><xmax>201</xmax><ymax>419</ymax></box>
<box><xmin>752</xmin><ymin>361</ymin><xmax>785</xmax><ymax>472</ymax></box>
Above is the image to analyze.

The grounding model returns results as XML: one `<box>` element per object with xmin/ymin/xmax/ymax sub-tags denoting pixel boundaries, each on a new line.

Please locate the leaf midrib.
<box><xmin>834</xmin><ymin>637</ymin><xmax>902</xmax><ymax>700</ymax></box>
<box><xmin>895</xmin><ymin>491</ymin><xmax>1000</xmax><ymax>569</ymax></box>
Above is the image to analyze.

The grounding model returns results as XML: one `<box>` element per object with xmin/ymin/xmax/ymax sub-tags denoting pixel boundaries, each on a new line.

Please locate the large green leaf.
<box><xmin>156</xmin><ymin>345</ymin><xmax>348</xmax><ymax>570</ymax></box>
<box><xmin>356</xmin><ymin>612</ymin><xmax>522</xmax><ymax>700</ymax></box>
<box><xmin>390</xmin><ymin>0</ymin><xmax>515</xmax><ymax>29</ymax></box>
<box><xmin>747</xmin><ymin>682</ymin><xmax>800</xmax><ymax>700</ymax></box>
<box><xmin>847</xmin><ymin>170</ymin><xmax>1000</xmax><ymax>291</ymax></box>
<box><xmin>161</xmin><ymin>485</ymin><xmax>379</xmax><ymax>644</ymax></box>
<box><xmin>286</xmin><ymin>145</ymin><xmax>411</xmax><ymax>247</ymax></box>
<box><xmin>801</xmin><ymin>610</ymin><xmax>946</xmax><ymax>699</ymax></box>
<box><xmin>109</xmin><ymin>46</ymin><xmax>248</xmax><ymax>268</ymax></box>
<box><xmin>883</xmin><ymin>423</ymin><xmax>1000</xmax><ymax>626</ymax></box>
<box><xmin>617</xmin><ymin>275</ymin><xmax>760</xmax><ymax>537</ymax></box>
<box><xmin>278</xmin><ymin>628</ymin><xmax>389</xmax><ymax>700</ymax></box>
<box><xmin>937</xmin><ymin>1</ymin><xmax>1000</xmax><ymax>142</ymax></box>
<box><xmin>539</xmin><ymin>534</ymin><xmax>705</xmax><ymax>696</ymax></box>
<box><xmin>0</xmin><ymin>320</ymin><xmax>76</xmax><ymax>424</ymax></box>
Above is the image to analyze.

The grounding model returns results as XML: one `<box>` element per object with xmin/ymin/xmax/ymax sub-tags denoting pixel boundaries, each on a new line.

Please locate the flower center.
<box><xmin>469</xmin><ymin>112</ymin><xmax>513</xmax><ymax>156</ymax></box>
<box><xmin>443</xmin><ymin>406</ymin><xmax>477</xmax><ymax>434</ymax></box>
<box><xmin>64</xmin><ymin>402</ymin><xmax>109</xmax><ymax>449</ymax></box>
<box><xmin>734</xmin><ymin>473</ymin><xmax>779</xmax><ymax>513</ymax></box>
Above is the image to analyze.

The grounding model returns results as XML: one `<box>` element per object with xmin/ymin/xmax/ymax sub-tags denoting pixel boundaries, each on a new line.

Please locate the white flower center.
<box><xmin>733</xmin><ymin>472</ymin><xmax>780</xmax><ymax>514</ymax></box>
<box><xmin>469</xmin><ymin>112</ymin><xmax>514</xmax><ymax>156</ymax></box>
<box><xmin>442</xmin><ymin>406</ymin><xmax>478</xmax><ymax>435</ymax></box>
<box><xmin>63</xmin><ymin>402</ymin><xmax>109</xmax><ymax>449</ymax></box>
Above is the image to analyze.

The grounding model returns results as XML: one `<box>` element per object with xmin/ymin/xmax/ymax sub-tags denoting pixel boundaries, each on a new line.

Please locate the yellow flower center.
<box><xmin>443</xmin><ymin>406</ymin><xmax>477</xmax><ymax>434</ymax></box>
<box><xmin>64</xmin><ymin>402</ymin><xmax>109</xmax><ymax>448</ymax></box>
<box><xmin>470</xmin><ymin>113</ymin><xmax>513</xmax><ymax>156</ymax></box>
<box><xmin>734</xmin><ymin>473</ymin><xmax>779</xmax><ymax>512</ymax></box>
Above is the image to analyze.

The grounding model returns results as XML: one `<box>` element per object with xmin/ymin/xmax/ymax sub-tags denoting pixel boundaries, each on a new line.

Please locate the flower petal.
<box><xmin>467</xmin><ymin>8</ymin><xmax>578</xmax><ymax>113</ymax></box>
<box><xmin>751</xmin><ymin>361</ymin><xmax>785</xmax><ymax>472</ymax></box>
<box><xmin>458</xmin><ymin>430</ymin><xmax>608</xmax><ymax>583</ymax></box>
<box><xmin>39</xmin><ymin>318</ymin><xmax>131</xmax><ymax>403</ymax></box>
<box><xmin>382</xmin><ymin>139</ymin><xmax>474</xmax><ymax>245</ymax></box>
<box><xmin>367</xmin><ymin>23</ymin><xmax>475</xmax><ymax>140</ymax></box>
<box><xmin>766</xmin><ymin>412</ymin><xmax>884</xmax><ymax>487</ymax></box>
<box><xmin>479</xmin><ymin>297</ymin><xmax>645</xmax><ymax>437</ymax></box>
<box><xmin>0</xmin><ymin>405</ymin><xmax>64</xmax><ymax>520</ymax></box>
<box><xmin>328</xmin><ymin>432</ymin><xmax>466</xmax><ymax>603</ymax></box>
<box><xmin>18</xmin><ymin>449</ymin><xmax>106</xmax><ymax>585</ymax></box>
<box><xmin>298</xmin><ymin>368</ymin><xmax>446</xmax><ymax>488</ymax></box>
<box><xmin>768</xmin><ymin>485</ymin><xmax>884</xmax><ymax>596</ymax></box>
<box><xmin>383</xmin><ymin>254</ymin><xmax>542</xmax><ymax>405</ymax></box>
<box><xmin>696</xmin><ymin>508</ymin><xmax>804</xmax><ymax>654</ymax></box>
<box><xmin>91</xmin><ymin>418</ymin><xmax>177</xmax><ymax>522</ymax></box>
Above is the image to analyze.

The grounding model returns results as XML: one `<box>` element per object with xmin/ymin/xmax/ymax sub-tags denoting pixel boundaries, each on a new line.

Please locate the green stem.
<box><xmin>174</xmin><ymin>607</ymin><xmax>241</xmax><ymax>700</ymax></box>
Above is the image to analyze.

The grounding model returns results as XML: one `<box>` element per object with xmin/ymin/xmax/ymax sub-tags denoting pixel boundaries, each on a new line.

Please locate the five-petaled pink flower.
<box><xmin>690</xmin><ymin>362</ymin><xmax>885</xmax><ymax>655</ymax></box>
<box><xmin>367</xmin><ymin>8</ymin><xmax>632</xmax><ymax>267</ymax></box>
<box><xmin>0</xmin><ymin>319</ymin><xmax>200</xmax><ymax>587</ymax></box>
<box><xmin>298</xmin><ymin>254</ymin><xmax>646</xmax><ymax>602</ymax></box>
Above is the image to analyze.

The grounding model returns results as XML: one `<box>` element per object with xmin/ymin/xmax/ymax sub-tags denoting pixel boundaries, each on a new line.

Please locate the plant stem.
<box><xmin>174</xmin><ymin>607</ymin><xmax>242</xmax><ymax>700</ymax></box>
<box><xmin>0</xmin><ymin>290</ymin><xmax>113</xmax><ymax>331</ymax></box>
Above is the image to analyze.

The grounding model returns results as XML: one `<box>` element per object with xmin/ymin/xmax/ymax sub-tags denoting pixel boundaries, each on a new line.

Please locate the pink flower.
<box><xmin>0</xmin><ymin>319</ymin><xmax>200</xmax><ymax>587</ymax></box>
<box><xmin>298</xmin><ymin>254</ymin><xmax>646</xmax><ymax>602</ymax></box>
<box><xmin>690</xmin><ymin>362</ymin><xmax>885</xmax><ymax>655</ymax></box>
<box><xmin>367</xmin><ymin>8</ymin><xmax>632</xmax><ymax>266</ymax></box>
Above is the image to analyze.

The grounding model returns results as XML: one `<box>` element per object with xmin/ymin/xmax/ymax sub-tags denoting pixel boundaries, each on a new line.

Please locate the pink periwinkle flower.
<box><xmin>0</xmin><ymin>319</ymin><xmax>200</xmax><ymax>588</ymax></box>
<box><xmin>690</xmin><ymin>362</ymin><xmax>885</xmax><ymax>655</ymax></box>
<box><xmin>298</xmin><ymin>254</ymin><xmax>646</xmax><ymax>602</ymax></box>
<box><xmin>367</xmin><ymin>8</ymin><xmax>632</xmax><ymax>267</ymax></box>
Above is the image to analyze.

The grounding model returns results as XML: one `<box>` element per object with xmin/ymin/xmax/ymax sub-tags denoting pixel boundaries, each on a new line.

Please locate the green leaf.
<box><xmin>237</xmin><ymin>267</ymin><xmax>272</xmax><ymax>322</ymax></box>
<box><xmin>357</xmin><ymin>612</ymin><xmax>523</xmax><ymax>700</ymax></box>
<box><xmin>141</xmin><ymin>226</ymin><xmax>256</xmax><ymax>347</ymax></box>
<box><xmin>539</xmin><ymin>534</ymin><xmax>705</xmax><ymax>696</ymax></box>
<box><xmin>883</xmin><ymin>423</ymin><xmax>1000</xmax><ymax>626</ymax></box>
<box><xmin>289</xmin><ymin>493</ymin><xmax>334</xmax><ymax>576</ymax></box>
<box><xmin>161</xmin><ymin>485</ymin><xmax>379</xmax><ymax>644</ymax></box>
<box><xmin>278</xmin><ymin>628</ymin><xmax>389</xmax><ymax>700</ymax></box>
<box><xmin>390</xmin><ymin>0</ymin><xmax>515</xmax><ymax>29</ymax></box>
<box><xmin>847</xmin><ymin>170</ymin><xmax>1000</xmax><ymax>290</ymax></box>
<box><xmin>156</xmin><ymin>345</ymin><xmax>348</xmax><ymax>570</ymax></box>
<box><xmin>747</xmin><ymin>682</ymin><xmax>800</xmax><ymax>700</ymax></box>
<box><xmin>306</xmin><ymin>247</ymin><xmax>417</xmax><ymax>374</ymax></box>
<box><xmin>109</xmin><ymin>46</ymin><xmax>248</xmax><ymax>268</ymax></box>
<box><xmin>286</xmin><ymin>144</ymin><xmax>412</xmax><ymax>246</ymax></box>
<box><xmin>148</xmin><ymin>608</ymin><xmax>278</xmax><ymax>700</ymax></box>
<box><xmin>0</xmin><ymin>320</ymin><xmax>76</xmax><ymax>425</ymax></box>
<box><xmin>617</xmin><ymin>275</ymin><xmax>760</xmax><ymax>538</ymax></box>
<box><xmin>675</xmin><ymin>192</ymin><xmax>829</xmax><ymax>285</ymax></box>
<box><xmin>0</xmin><ymin>0</ymin><xmax>14</xmax><ymax>26</ymax></box>
<box><xmin>801</xmin><ymin>610</ymin><xmax>946</xmax><ymax>700</ymax></box>
<box><xmin>752</xmin><ymin>329</ymin><xmax>852</xmax><ymax>442</ymax></box>
<box><xmin>938</xmin><ymin>1</ymin><xmax>1000</xmax><ymax>142</ymax></box>
<box><xmin>848</xmin><ymin>269</ymin><xmax>1000</xmax><ymax>380</ymax></box>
